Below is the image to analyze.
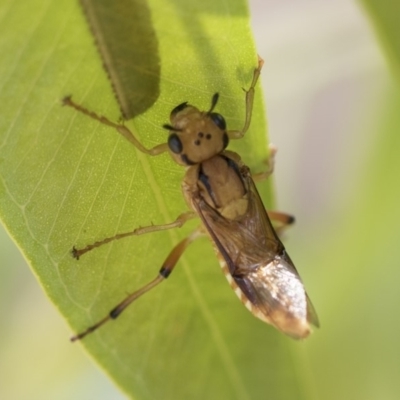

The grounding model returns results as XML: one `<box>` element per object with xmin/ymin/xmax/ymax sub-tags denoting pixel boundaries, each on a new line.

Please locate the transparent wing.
<box><xmin>193</xmin><ymin>166</ymin><xmax>318</xmax><ymax>338</ymax></box>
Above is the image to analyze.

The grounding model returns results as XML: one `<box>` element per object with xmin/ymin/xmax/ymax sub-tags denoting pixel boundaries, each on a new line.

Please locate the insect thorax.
<box><xmin>183</xmin><ymin>153</ymin><xmax>249</xmax><ymax>220</ymax></box>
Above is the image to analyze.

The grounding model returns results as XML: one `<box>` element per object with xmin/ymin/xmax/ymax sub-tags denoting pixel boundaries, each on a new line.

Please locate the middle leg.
<box><xmin>72</xmin><ymin>211</ymin><xmax>197</xmax><ymax>259</ymax></box>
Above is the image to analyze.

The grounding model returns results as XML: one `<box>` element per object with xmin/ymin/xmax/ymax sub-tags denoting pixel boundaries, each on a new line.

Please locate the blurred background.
<box><xmin>1</xmin><ymin>0</ymin><xmax>399</xmax><ymax>399</ymax></box>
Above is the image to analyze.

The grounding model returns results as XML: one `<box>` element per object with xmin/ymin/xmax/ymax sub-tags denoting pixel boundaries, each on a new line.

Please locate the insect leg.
<box><xmin>72</xmin><ymin>211</ymin><xmax>196</xmax><ymax>259</ymax></box>
<box><xmin>62</xmin><ymin>96</ymin><xmax>169</xmax><ymax>156</ymax></box>
<box><xmin>70</xmin><ymin>229</ymin><xmax>203</xmax><ymax>342</ymax></box>
<box><xmin>250</xmin><ymin>144</ymin><xmax>294</xmax><ymax>233</ymax></box>
<box><xmin>268</xmin><ymin>210</ymin><xmax>295</xmax><ymax>226</ymax></box>
<box><xmin>227</xmin><ymin>56</ymin><xmax>264</xmax><ymax>140</ymax></box>
<box><xmin>252</xmin><ymin>144</ymin><xmax>277</xmax><ymax>183</ymax></box>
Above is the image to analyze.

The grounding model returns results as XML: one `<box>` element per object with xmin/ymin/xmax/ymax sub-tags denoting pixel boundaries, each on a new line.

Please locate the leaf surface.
<box><xmin>0</xmin><ymin>1</ymin><xmax>313</xmax><ymax>399</ymax></box>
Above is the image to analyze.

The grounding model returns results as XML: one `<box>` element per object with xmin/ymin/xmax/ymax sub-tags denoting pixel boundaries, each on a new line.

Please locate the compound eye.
<box><xmin>209</xmin><ymin>112</ymin><xmax>226</xmax><ymax>131</ymax></box>
<box><xmin>168</xmin><ymin>133</ymin><xmax>183</xmax><ymax>154</ymax></box>
<box><xmin>170</xmin><ymin>102</ymin><xmax>188</xmax><ymax>118</ymax></box>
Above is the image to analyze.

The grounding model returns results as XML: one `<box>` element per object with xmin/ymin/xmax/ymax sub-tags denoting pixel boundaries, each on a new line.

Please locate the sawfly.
<box><xmin>63</xmin><ymin>58</ymin><xmax>319</xmax><ymax>341</ymax></box>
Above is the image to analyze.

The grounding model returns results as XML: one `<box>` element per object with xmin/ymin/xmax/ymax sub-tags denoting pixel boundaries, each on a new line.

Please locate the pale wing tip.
<box><xmin>287</xmin><ymin>315</ymin><xmax>320</xmax><ymax>340</ymax></box>
<box><xmin>283</xmin><ymin>320</ymin><xmax>313</xmax><ymax>340</ymax></box>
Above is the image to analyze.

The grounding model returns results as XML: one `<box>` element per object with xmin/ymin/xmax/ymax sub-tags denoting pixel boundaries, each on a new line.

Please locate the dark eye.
<box><xmin>170</xmin><ymin>102</ymin><xmax>188</xmax><ymax>118</ymax></box>
<box><xmin>168</xmin><ymin>133</ymin><xmax>183</xmax><ymax>154</ymax></box>
<box><xmin>209</xmin><ymin>112</ymin><xmax>226</xmax><ymax>130</ymax></box>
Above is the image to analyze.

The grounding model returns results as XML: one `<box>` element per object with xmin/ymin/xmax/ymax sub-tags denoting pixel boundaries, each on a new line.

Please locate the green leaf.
<box><xmin>0</xmin><ymin>1</ymin><xmax>314</xmax><ymax>399</ymax></box>
<box><xmin>360</xmin><ymin>0</ymin><xmax>400</xmax><ymax>82</ymax></box>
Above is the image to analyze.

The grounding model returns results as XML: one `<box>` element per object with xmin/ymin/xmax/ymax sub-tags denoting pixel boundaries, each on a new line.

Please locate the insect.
<box><xmin>63</xmin><ymin>58</ymin><xmax>319</xmax><ymax>341</ymax></box>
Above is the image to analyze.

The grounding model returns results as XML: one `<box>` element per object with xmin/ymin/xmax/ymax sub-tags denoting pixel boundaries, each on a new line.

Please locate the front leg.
<box><xmin>227</xmin><ymin>57</ymin><xmax>264</xmax><ymax>140</ymax></box>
